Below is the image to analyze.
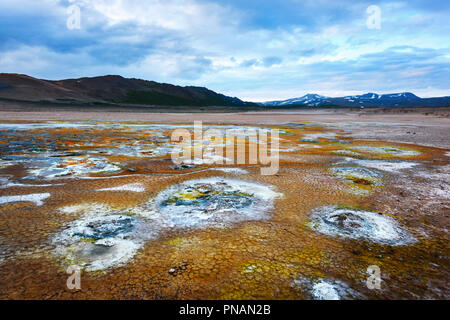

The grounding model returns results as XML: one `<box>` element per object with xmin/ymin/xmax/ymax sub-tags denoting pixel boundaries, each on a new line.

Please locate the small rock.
<box><xmin>429</xmin><ymin>263</ymin><xmax>439</xmax><ymax>268</ymax></box>
<box><xmin>172</xmin><ymin>164</ymin><xmax>196</xmax><ymax>170</ymax></box>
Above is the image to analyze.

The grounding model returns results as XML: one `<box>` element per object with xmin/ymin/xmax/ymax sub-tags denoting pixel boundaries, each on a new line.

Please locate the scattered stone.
<box><xmin>172</xmin><ymin>164</ymin><xmax>197</xmax><ymax>171</ymax></box>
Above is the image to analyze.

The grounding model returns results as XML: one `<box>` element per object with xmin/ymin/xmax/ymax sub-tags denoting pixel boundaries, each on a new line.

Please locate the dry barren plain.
<box><xmin>0</xmin><ymin>108</ymin><xmax>448</xmax><ymax>299</ymax></box>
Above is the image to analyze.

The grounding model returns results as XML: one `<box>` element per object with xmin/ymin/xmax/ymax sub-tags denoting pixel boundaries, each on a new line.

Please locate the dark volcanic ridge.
<box><xmin>0</xmin><ymin>73</ymin><xmax>256</xmax><ymax>107</ymax></box>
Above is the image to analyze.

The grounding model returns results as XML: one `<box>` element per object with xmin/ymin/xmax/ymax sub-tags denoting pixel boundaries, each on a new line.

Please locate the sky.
<box><xmin>0</xmin><ymin>0</ymin><xmax>449</xmax><ymax>101</ymax></box>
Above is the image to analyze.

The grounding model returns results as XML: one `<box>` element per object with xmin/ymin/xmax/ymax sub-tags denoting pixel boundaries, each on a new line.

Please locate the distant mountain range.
<box><xmin>260</xmin><ymin>92</ymin><xmax>450</xmax><ymax>107</ymax></box>
<box><xmin>1</xmin><ymin>74</ymin><xmax>449</xmax><ymax>108</ymax></box>
<box><xmin>0</xmin><ymin>74</ymin><xmax>257</xmax><ymax>107</ymax></box>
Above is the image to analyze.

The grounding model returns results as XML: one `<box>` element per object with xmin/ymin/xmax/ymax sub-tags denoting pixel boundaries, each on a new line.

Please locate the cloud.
<box><xmin>169</xmin><ymin>55</ymin><xmax>213</xmax><ymax>80</ymax></box>
<box><xmin>240</xmin><ymin>59</ymin><xmax>260</xmax><ymax>68</ymax></box>
<box><xmin>263</xmin><ymin>56</ymin><xmax>282</xmax><ymax>67</ymax></box>
<box><xmin>0</xmin><ymin>0</ymin><xmax>449</xmax><ymax>100</ymax></box>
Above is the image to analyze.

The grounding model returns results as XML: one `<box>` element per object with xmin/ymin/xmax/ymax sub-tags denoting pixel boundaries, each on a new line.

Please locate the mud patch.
<box><xmin>339</xmin><ymin>158</ymin><xmax>419</xmax><ymax>173</ymax></box>
<box><xmin>53</xmin><ymin>214</ymin><xmax>143</xmax><ymax>271</ymax></box>
<box><xmin>0</xmin><ymin>193</ymin><xmax>50</xmax><ymax>206</ymax></box>
<box><xmin>28</xmin><ymin>156</ymin><xmax>121</xmax><ymax>179</ymax></box>
<box><xmin>330</xmin><ymin>166</ymin><xmax>383</xmax><ymax>194</ymax></box>
<box><xmin>348</xmin><ymin>146</ymin><xmax>421</xmax><ymax>157</ymax></box>
<box><xmin>144</xmin><ymin>177</ymin><xmax>282</xmax><ymax>229</ymax></box>
<box><xmin>293</xmin><ymin>277</ymin><xmax>362</xmax><ymax>300</ymax></box>
<box><xmin>308</xmin><ymin>205</ymin><xmax>416</xmax><ymax>245</ymax></box>
<box><xmin>211</xmin><ymin>167</ymin><xmax>249</xmax><ymax>174</ymax></box>
<box><xmin>97</xmin><ymin>183</ymin><xmax>146</xmax><ymax>192</ymax></box>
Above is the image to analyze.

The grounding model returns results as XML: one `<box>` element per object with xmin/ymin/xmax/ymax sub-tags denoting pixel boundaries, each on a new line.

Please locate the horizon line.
<box><xmin>2</xmin><ymin>72</ymin><xmax>450</xmax><ymax>102</ymax></box>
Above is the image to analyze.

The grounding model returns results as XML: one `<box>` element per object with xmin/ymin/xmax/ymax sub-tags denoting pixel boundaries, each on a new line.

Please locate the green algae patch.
<box><xmin>218</xmin><ymin>259</ymin><xmax>303</xmax><ymax>299</ymax></box>
<box><xmin>219</xmin><ymin>244</ymin><xmax>331</xmax><ymax>300</ymax></box>
<box><xmin>330</xmin><ymin>166</ymin><xmax>384</xmax><ymax>195</ymax></box>
<box><xmin>165</xmin><ymin>237</ymin><xmax>184</xmax><ymax>247</ymax></box>
<box><xmin>346</xmin><ymin>145</ymin><xmax>422</xmax><ymax>158</ymax></box>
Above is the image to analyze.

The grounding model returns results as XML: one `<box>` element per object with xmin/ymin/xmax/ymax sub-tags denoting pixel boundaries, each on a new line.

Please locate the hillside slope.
<box><xmin>0</xmin><ymin>74</ymin><xmax>256</xmax><ymax>107</ymax></box>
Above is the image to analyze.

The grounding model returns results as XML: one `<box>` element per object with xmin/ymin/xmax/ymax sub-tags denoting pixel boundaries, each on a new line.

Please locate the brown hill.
<box><xmin>0</xmin><ymin>73</ymin><xmax>94</xmax><ymax>102</ymax></box>
<box><xmin>0</xmin><ymin>73</ymin><xmax>256</xmax><ymax>107</ymax></box>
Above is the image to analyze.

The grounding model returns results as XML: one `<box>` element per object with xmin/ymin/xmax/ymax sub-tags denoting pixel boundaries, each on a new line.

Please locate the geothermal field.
<box><xmin>0</xmin><ymin>110</ymin><xmax>448</xmax><ymax>300</ymax></box>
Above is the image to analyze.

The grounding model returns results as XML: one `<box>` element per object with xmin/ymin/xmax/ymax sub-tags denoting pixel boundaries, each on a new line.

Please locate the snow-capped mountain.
<box><xmin>261</xmin><ymin>94</ymin><xmax>330</xmax><ymax>107</ymax></box>
<box><xmin>260</xmin><ymin>92</ymin><xmax>450</xmax><ymax>107</ymax></box>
